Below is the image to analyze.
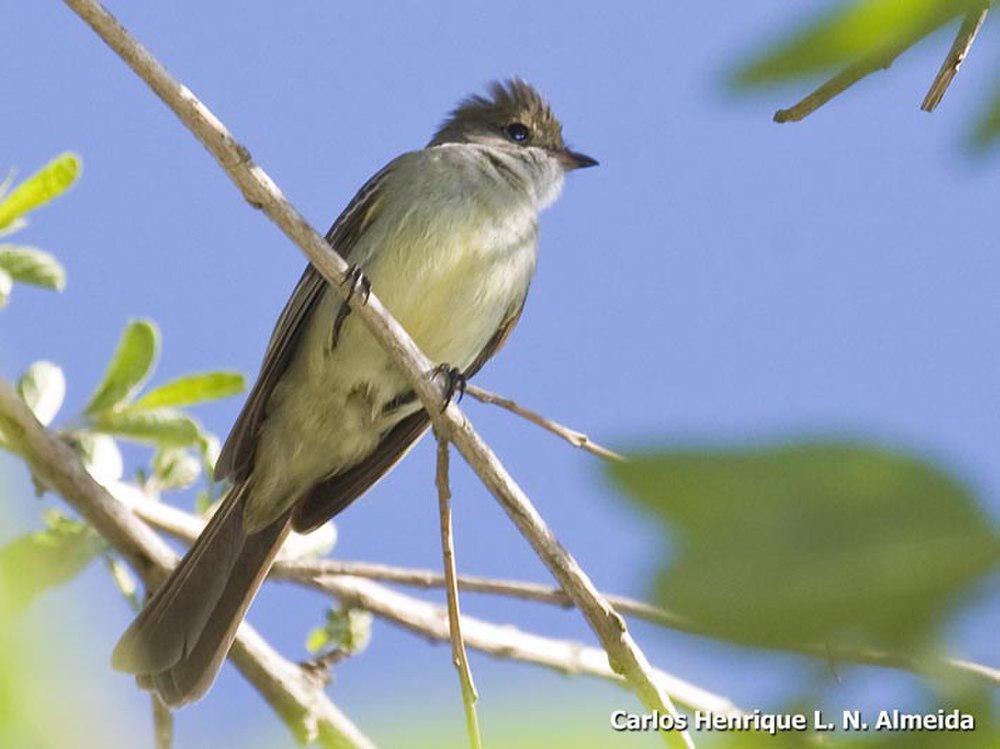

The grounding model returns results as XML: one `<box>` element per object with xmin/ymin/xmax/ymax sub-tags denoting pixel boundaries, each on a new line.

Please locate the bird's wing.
<box><xmin>290</xmin><ymin>296</ymin><xmax>528</xmax><ymax>533</ymax></box>
<box><xmin>215</xmin><ymin>163</ymin><xmax>393</xmax><ymax>483</ymax></box>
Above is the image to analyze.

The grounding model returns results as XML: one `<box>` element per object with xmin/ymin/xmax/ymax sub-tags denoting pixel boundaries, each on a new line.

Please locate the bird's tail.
<box><xmin>111</xmin><ymin>481</ymin><xmax>291</xmax><ymax>706</ymax></box>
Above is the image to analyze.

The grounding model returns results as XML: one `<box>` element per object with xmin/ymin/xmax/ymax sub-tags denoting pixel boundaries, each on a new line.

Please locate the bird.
<box><xmin>111</xmin><ymin>78</ymin><xmax>597</xmax><ymax>706</ymax></box>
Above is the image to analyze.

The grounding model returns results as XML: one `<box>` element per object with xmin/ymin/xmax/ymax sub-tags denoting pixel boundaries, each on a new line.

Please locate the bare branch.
<box><xmin>321</xmin><ymin>575</ymin><xmax>741</xmax><ymax>717</ymax></box>
<box><xmin>281</xmin><ymin>558</ymin><xmax>1000</xmax><ymax>688</ymax></box>
<box><xmin>152</xmin><ymin>696</ymin><xmax>173</xmax><ymax>749</ymax></box>
<box><xmin>921</xmin><ymin>5</ymin><xmax>989</xmax><ymax>112</ymax></box>
<box><xmin>774</xmin><ymin>42</ymin><xmax>913</xmax><ymax>123</ymax></box>
<box><xmin>0</xmin><ymin>379</ymin><xmax>373</xmax><ymax>749</ymax></box>
<box><xmin>435</xmin><ymin>434</ymin><xmax>483</xmax><ymax>749</ymax></box>
<box><xmin>465</xmin><ymin>384</ymin><xmax>624</xmax><ymax>461</ymax></box>
<box><xmin>120</xmin><ymin>489</ymin><xmax>739</xmax><ymax>715</ymax></box>
<box><xmin>59</xmin><ymin>0</ymin><xmax>688</xmax><ymax>739</ymax></box>
<box><xmin>279</xmin><ymin>558</ymin><xmax>693</xmax><ymax>631</ymax></box>
<box><xmin>125</xmin><ymin>492</ymin><xmax>1000</xmax><ymax>691</ymax></box>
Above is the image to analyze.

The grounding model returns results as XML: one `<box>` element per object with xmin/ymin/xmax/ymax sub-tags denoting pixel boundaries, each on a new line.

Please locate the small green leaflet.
<box><xmin>0</xmin><ymin>245</ymin><xmax>66</xmax><ymax>291</ymax></box>
<box><xmin>0</xmin><ymin>153</ymin><xmax>81</xmax><ymax>230</ymax></box>
<box><xmin>133</xmin><ymin>371</ymin><xmax>245</xmax><ymax>411</ymax></box>
<box><xmin>91</xmin><ymin>408</ymin><xmax>201</xmax><ymax>447</ymax></box>
<box><xmin>0</xmin><ymin>510</ymin><xmax>105</xmax><ymax>612</ymax></box>
<box><xmin>84</xmin><ymin>320</ymin><xmax>159</xmax><ymax>415</ymax></box>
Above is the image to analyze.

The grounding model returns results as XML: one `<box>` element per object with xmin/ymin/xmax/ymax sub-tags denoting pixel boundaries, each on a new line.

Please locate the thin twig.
<box><xmin>120</xmin><ymin>489</ymin><xmax>740</xmax><ymax>716</ymax></box>
<box><xmin>465</xmin><ymin>384</ymin><xmax>624</xmax><ymax>461</ymax></box>
<box><xmin>122</xmin><ymin>492</ymin><xmax>1000</xmax><ymax>690</ymax></box>
<box><xmin>151</xmin><ymin>695</ymin><xmax>173</xmax><ymax>749</ymax></box>
<box><xmin>435</xmin><ymin>433</ymin><xmax>483</xmax><ymax>749</ymax></box>
<box><xmin>774</xmin><ymin>42</ymin><xmax>913</xmax><ymax>123</ymax></box>
<box><xmin>321</xmin><ymin>575</ymin><xmax>741</xmax><ymax>717</ymax></box>
<box><xmin>280</xmin><ymin>558</ymin><xmax>693</xmax><ymax>631</ymax></box>
<box><xmin>0</xmin><ymin>380</ymin><xmax>373</xmax><ymax>749</ymax></box>
<box><xmin>59</xmin><ymin>2</ymin><xmax>688</xmax><ymax>742</ymax></box>
<box><xmin>280</xmin><ymin>559</ymin><xmax>1000</xmax><ymax>688</ymax></box>
<box><xmin>921</xmin><ymin>5</ymin><xmax>989</xmax><ymax>112</ymax></box>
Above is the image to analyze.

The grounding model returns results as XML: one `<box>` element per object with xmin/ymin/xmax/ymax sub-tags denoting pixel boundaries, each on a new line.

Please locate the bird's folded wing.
<box><xmin>215</xmin><ymin>162</ymin><xmax>395</xmax><ymax>483</ymax></box>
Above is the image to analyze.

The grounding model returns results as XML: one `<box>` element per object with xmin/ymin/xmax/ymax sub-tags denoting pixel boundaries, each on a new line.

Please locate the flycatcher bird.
<box><xmin>112</xmin><ymin>79</ymin><xmax>597</xmax><ymax>705</ymax></box>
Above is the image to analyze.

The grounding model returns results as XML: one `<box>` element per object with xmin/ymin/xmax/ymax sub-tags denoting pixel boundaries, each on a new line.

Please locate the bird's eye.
<box><xmin>506</xmin><ymin>123</ymin><xmax>530</xmax><ymax>143</ymax></box>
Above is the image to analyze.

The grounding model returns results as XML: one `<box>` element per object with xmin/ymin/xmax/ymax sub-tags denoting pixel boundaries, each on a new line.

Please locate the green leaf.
<box><xmin>0</xmin><ymin>268</ymin><xmax>11</xmax><ymax>308</ymax></box>
<box><xmin>17</xmin><ymin>361</ymin><xmax>65</xmax><ymax>427</ymax></box>
<box><xmin>133</xmin><ymin>371</ymin><xmax>245</xmax><ymax>411</ymax></box>
<box><xmin>91</xmin><ymin>408</ymin><xmax>201</xmax><ymax>447</ymax></box>
<box><xmin>84</xmin><ymin>320</ymin><xmax>160</xmax><ymax>415</ymax></box>
<box><xmin>0</xmin><ymin>510</ymin><xmax>105</xmax><ymax>612</ymax></box>
<box><xmin>0</xmin><ymin>153</ymin><xmax>81</xmax><ymax>230</ymax></box>
<box><xmin>0</xmin><ymin>246</ymin><xmax>66</xmax><ymax>291</ymax></box>
<box><xmin>609</xmin><ymin>441</ymin><xmax>999</xmax><ymax>653</ymax></box>
<box><xmin>731</xmin><ymin>0</ymin><xmax>981</xmax><ymax>87</ymax></box>
<box><xmin>972</xmin><ymin>77</ymin><xmax>1000</xmax><ymax>149</ymax></box>
<box><xmin>306</xmin><ymin>607</ymin><xmax>373</xmax><ymax>655</ymax></box>
<box><xmin>151</xmin><ymin>446</ymin><xmax>202</xmax><ymax>490</ymax></box>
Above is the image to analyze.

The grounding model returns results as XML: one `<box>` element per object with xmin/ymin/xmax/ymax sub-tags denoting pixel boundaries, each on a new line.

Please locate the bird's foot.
<box><xmin>340</xmin><ymin>264</ymin><xmax>371</xmax><ymax>305</ymax></box>
<box><xmin>432</xmin><ymin>364</ymin><xmax>466</xmax><ymax>411</ymax></box>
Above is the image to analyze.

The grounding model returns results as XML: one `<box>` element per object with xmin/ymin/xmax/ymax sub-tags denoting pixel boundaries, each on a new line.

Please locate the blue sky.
<box><xmin>2</xmin><ymin>2</ymin><xmax>998</xmax><ymax>746</ymax></box>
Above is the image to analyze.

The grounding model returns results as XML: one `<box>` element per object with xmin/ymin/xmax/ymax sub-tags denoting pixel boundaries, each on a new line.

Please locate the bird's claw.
<box><xmin>433</xmin><ymin>364</ymin><xmax>466</xmax><ymax>411</ymax></box>
<box><xmin>341</xmin><ymin>264</ymin><xmax>371</xmax><ymax>305</ymax></box>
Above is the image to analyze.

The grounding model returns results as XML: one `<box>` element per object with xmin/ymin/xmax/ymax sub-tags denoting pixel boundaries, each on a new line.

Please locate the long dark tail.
<box><xmin>112</xmin><ymin>482</ymin><xmax>291</xmax><ymax>706</ymax></box>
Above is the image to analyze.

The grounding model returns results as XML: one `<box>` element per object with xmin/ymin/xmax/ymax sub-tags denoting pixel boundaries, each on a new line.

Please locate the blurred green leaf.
<box><xmin>91</xmin><ymin>408</ymin><xmax>201</xmax><ymax>447</ymax></box>
<box><xmin>84</xmin><ymin>319</ymin><xmax>159</xmax><ymax>415</ymax></box>
<box><xmin>0</xmin><ymin>510</ymin><xmax>105</xmax><ymax>612</ymax></box>
<box><xmin>732</xmin><ymin>0</ymin><xmax>979</xmax><ymax>87</ymax></box>
<box><xmin>17</xmin><ymin>361</ymin><xmax>65</xmax><ymax>427</ymax></box>
<box><xmin>609</xmin><ymin>441</ymin><xmax>999</xmax><ymax>652</ymax></box>
<box><xmin>306</xmin><ymin>607</ymin><xmax>372</xmax><ymax>656</ymax></box>
<box><xmin>151</xmin><ymin>446</ymin><xmax>202</xmax><ymax>490</ymax></box>
<box><xmin>0</xmin><ymin>153</ymin><xmax>81</xmax><ymax>230</ymax></box>
<box><xmin>0</xmin><ymin>267</ymin><xmax>12</xmax><ymax>308</ymax></box>
<box><xmin>133</xmin><ymin>371</ymin><xmax>244</xmax><ymax>411</ymax></box>
<box><xmin>972</xmin><ymin>77</ymin><xmax>1000</xmax><ymax>148</ymax></box>
<box><xmin>0</xmin><ymin>245</ymin><xmax>66</xmax><ymax>291</ymax></box>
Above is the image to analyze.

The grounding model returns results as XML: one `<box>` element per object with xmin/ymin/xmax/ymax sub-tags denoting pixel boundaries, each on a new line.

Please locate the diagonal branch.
<box><xmin>0</xmin><ymin>379</ymin><xmax>373</xmax><ymax>749</ymax></box>
<box><xmin>435</xmin><ymin>433</ymin><xmax>482</xmax><ymax>748</ymax></box>
<box><xmin>464</xmin><ymin>384</ymin><xmax>624</xmax><ymax>461</ymax></box>
<box><xmin>921</xmin><ymin>4</ymin><xmax>989</xmax><ymax>112</ymax></box>
<box><xmin>773</xmin><ymin>46</ymin><xmax>910</xmax><ymax>123</ymax></box>
<box><xmin>59</xmin><ymin>1</ymin><xmax>689</xmax><ymax>742</ymax></box>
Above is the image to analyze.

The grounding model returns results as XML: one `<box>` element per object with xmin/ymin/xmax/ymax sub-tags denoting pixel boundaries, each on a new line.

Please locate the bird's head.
<box><xmin>428</xmin><ymin>78</ymin><xmax>597</xmax><ymax>171</ymax></box>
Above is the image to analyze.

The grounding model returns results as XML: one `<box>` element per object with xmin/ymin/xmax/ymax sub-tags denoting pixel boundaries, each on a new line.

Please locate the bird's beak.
<box><xmin>556</xmin><ymin>149</ymin><xmax>599</xmax><ymax>171</ymax></box>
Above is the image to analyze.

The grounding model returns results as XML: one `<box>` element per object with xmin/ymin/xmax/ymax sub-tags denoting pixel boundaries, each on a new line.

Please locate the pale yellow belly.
<box><xmin>248</xmin><ymin>229</ymin><xmax>536</xmax><ymax>521</ymax></box>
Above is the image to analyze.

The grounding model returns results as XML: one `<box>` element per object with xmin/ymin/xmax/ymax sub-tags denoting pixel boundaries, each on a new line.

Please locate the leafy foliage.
<box><xmin>81</xmin><ymin>319</ymin><xmax>242</xmax><ymax>455</ymax></box>
<box><xmin>84</xmin><ymin>320</ymin><xmax>159</xmax><ymax>415</ymax></box>
<box><xmin>610</xmin><ymin>441</ymin><xmax>999</xmax><ymax>653</ymax></box>
<box><xmin>0</xmin><ymin>246</ymin><xmax>66</xmax><ymax>291</ymax></box>
<box><xmin>307</xmin><ymin>607</ymin><xmax>373</xmax><ymax>657</ymax></box>
<box><xmin>730</xmin><ymin>0</ymin><xmax>1000</xmax><ymax>146</ymax></box>
<box><xmin>133</xmin><ymin>371</ymin><xmax>244</xmax><ymax>411</ymax></box>
<box><xmin>0</xmin><ymin>510</ymin><xmax>105</xmax><ymax>612</ymax></box>
<box><xmin>0</xmin><ymin>154</ymin><xmax>78</xmax><ymax>306</ymax></box>
<box><xmin>733</xmin><ymin>0</ymin><xmax>982</xmax><ymax>86</ymax></box>
<box><xmin>0</xmin><ymin>153</ymin><xmax>80</xmax><ymax>231</ymax></box>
